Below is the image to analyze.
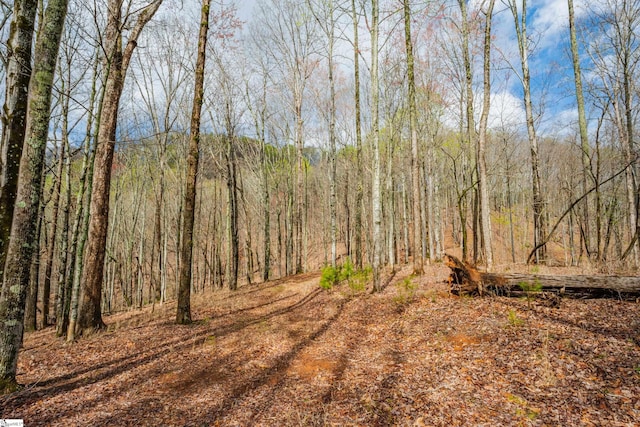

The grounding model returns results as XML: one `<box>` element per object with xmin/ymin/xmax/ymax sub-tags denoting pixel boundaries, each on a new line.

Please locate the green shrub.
<box><xmin>507</xmin><ymin>309</ymin><xmax>524</xmax><ymax>327</ymax></box>
<box><xmin>339</xmin><ymin>257</ymin><xmax>355</xmax><ymax>282</ymax></box>
<box><xmin>518</xmin><ymin>280</ymin><xmax>542</xmax><ymax>308</ymax></box>
<box><xmin>394</xmin><ymin>276</ymin><xmax>418</xmax><ymax>305</ymax></box>
<box><xmin>320</xmin><ymin>265</ymin><xmax>340</xmax><ymax>290</ymax></box>
<box><xmin>347</xmin><ymin>265</ymin><xmax>371</xmax><ymax>295</ymax></box>
<box><xmin>319</xmin><ymin>258</ymin><xmax>372</xmax><ymax>295</ymax></box>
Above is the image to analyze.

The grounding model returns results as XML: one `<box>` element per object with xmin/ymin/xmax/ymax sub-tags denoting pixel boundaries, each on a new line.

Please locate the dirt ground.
<box><xmin>2</xmin><ymin>263</ymin><xmax>640</xmax><ymax>426</ymax></box>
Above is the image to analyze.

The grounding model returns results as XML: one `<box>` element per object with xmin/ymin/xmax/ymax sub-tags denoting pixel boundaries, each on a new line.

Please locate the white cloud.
<box><xmin>530</xmin><ymin>0</ymin><xmax>589</xmax><ymax>51</ymax></box>
<box><xmin>488</xmin><ymin>90</ymin><xmax>526</xmax><ymax>131</ymax></box>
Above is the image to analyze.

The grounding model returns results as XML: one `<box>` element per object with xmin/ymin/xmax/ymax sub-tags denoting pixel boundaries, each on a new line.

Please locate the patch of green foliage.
<box><xmin>319</xmin><ymin>257</ymin><xmax>371</xmax><ymax>296</ymax></box>
<box><xmin>320</xmin><ymin>265</ymin><xmax>340</xmax><ymax>290</ymax></box>
<box><xmin>518</xmin><ymin>280</ymin><xmax>543</xmax><ymax>309</ymax></box>
<box><xmin>507</xmin><ymin>309</ymin><xmax>524</xmax><ymax>327</ymax></box>
<box><xmin>394</xmin><ymin>276</ymin><xmax>418</xmax><ymax>305</ymax></box>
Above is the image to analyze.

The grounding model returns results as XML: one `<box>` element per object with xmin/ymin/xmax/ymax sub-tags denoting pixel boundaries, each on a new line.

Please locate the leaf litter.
<box><xmin>2</xmin><ymin>266</ymin><xmax>639</xmax><ymax>426</ymax></box>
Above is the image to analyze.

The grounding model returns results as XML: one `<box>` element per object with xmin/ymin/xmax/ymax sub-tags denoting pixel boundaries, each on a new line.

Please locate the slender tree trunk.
<box><xmin>262</xmin><ymin>144</ymin><xmax>270</xmax><ymax>282</ymax></box>
<box><xmin>64</xmin><ymin>53</ymin><xmax>99</xmax><ymax>340</ymax></box>
<box><xmin>403</xmin><ymin>0</ymin><xmax>423</xmax><ymax>274</ymax></box>
<box><xmin>67</xmin><ymin>97</ymin><xmax>98</xmax><ymax>341</ymax></box>
<box><xmin>55</xmin><ymin>135</ymin><xmax>71</xmax><ymax>336</ymax></box>
<box><xmin>478</xmin><ymin>0</ymin><xmax>495</xmax><ymax>270</ymax></box>
<box><xmin>509</xmin><ymin>0</ymin><xmax>546</xmax><ymax>263</ymax></box>
<box><xmin>286</xmin><ymin>180</ymin><xmax>294</xmax><ymax>276</ymax></box>
<box><xmin>568</xmin><ymin>0</ymin><xmax>591</xmax><ymax>260</ymax></box>
<box><xmin>295</xmin><ymin>100</ymin><xmax>304</xmax><ymax>274</ymax></box>
<box><xmin>371</xmin><ymin>0</ymin><xmax>382</xmax><ymax>292</ymax></box>
<box><xmin>54</xmin><ymin>77</ymin><xmax>72</xmax><ymax>335</ymax></box>
<box><xmin>42</xmin><ymin>137</ymin><xmax>66</xmax><ymax>326</ymax></box>
<box><xmin>351</xmin><ymin>0</ymin><xmax>364</xmax><ymax>270</ymax></box>
<box><xmin>385</xmin><ymin>135</ymin><xmax>395</xmax><ymax>269</ymax></box>
<box><xmin>177</xmin><ymin>0</ymin><xmax>210</xmax><ymax>324</ymax></box>
<box><xmin>459</xmin><ymin>0</ymin><xmax>476</xmax><ymax>263</ymax></box>
<box><xmin>0</xmin><ymin>0</ymin><xmax>68</xmax><ymax>392</ymax></box>
<box><xmin>623</xmin><ymin>62</ymin><xmax>639</xmax><ymax>265</ymax></box>
<box><xmin>0</xmin><ymin>0</ymin><xmax>37</xmax><ymax>286</ymax></box>
<box><xmin>328</xmin><ymin>7</ymin><xmax>337</xmax><ymax>268</ymax></box>
<box><xmin>152</xmin><ymin>143</ymin><xmax>165</xmax><ymax>301</ymax></box>
<box><xmin>226</xmin><ymin>134</ymin><xmax>239</xmax><ymax>291</ymax></box>
<box><xmin>402</xmin><ymin>176</ymin><xmax>409</xmax><ymax>264</ymax></box>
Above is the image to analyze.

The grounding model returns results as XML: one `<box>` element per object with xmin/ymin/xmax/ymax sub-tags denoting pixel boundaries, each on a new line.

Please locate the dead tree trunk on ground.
<box><xmin>445</xmin><ymin>254</ymin><xmax>640</xmax><ymax>300</ymax></box>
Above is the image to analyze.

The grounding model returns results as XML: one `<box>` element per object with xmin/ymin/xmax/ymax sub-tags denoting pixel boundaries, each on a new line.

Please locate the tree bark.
<box><xmin>78</xmin><ymin>0</ymin><xmax>162</xmax><ymax>334</ymax></box>
<box><xmin>0</xmin><ymin>0</ymin><xmax>37</xmax><ymax>285</ymax></box>
<box><xmin>24</xmin><ymin>200</ymin><xmax>43</xmax><ymax>332</ymax></box>
<box><xmin>568</xmin><ymin>0</ymin><xmax>592</xmax><ymax>260</ymax></box>
<box><xmin>177</xmin><ymin>0</ymin><xmax>210</xmax><ymax>324</ymax></box>
<box><xmin>226</xmin><ymin>133</ymin><xmax>239</xmax><ymax>291</ymax></box>
<box><xmin>42</xmin><ymin>136</ymin><xmax>66</xmax><ymax>326</ymax></box>
<box><xmin>351</xmin><ymin>0</ymin><xmax>364</xmax><ymax>270</ymax></box>
<box><xmin>509</xmin><ymin>0</ymin><xmax>546</xmax><ymax>263</ymax></box>
<box><xmin>371</xmin><ymin>0</ymin><xmax>382</xmax><ymax>292</ymax></box>
<box><xmin>478</xmin><ymin>0</ymin><xmax>495</xmax><ymax>270</ymax></box>
<box><xmin>445</xmin><ymin>254</ymin><xmax>640</xmax><ymax>300</ymax></box>
<box><xmin>0</xmin><ymin>0</ymin><xmax>67</xmax><ymax>393</ymax></box>
<box><xmin>403</xmin><ymin>0</ymin><xmax>423</xmax><ymax>274</ymax></box>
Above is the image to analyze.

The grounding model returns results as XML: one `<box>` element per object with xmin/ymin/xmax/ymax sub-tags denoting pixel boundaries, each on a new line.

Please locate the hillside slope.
<box><xmin>3</xmin><ymin>265</ymin><xmax>639</xmax><ymax>425</ymax></box>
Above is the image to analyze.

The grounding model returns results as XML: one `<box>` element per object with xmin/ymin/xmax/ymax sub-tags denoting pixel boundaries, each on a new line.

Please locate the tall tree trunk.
<box><xmin>328</xmin><ymin>4</ymin><xmax>337</xmax><ymax>268</ymax></box>
<box><xmin>509</xmin><ymin>0</ymin><xmax>546</xmax><ymax>263</ymax></box>
<box><xmin>262</xmin><ymin>141</ymin><xmax>270</xmax><ymax>282</ymax></box>
<box><xmin>403</xmin><ymin>0</ymin><xmax>423</xmax><ymax>274</ymax></box>
<box><xmin>226</xmin><ymin>134</ymin><xmax>239</xmax><ymax>291</ymax></box>
<box><xmin>622</xmin><ymin>51</ymin><xmax>639</xmax><ymax>265</ymax></box>
<box><xmin>78</xmin><ymin>0</ymin><xmax>162</xmax><ymax>334</ymax></box>
<box><xmin>177</xmin><ymin>0</ymin><xmax>210</xmax><ymax>324</ymax></box>
<box><xmin>478</xmin><ymin>0</ymin><xmax>495</xmax><ymax>270</ymax></box>
<box><xmin>371</xmin><ymin>0</ymin><xmax>382</xmax><ymax>292</ymax></box>
<box><xmin>42</xmin><ymin>137</ymin><xmax>66</xmax><ymax>326</ymax></box>
<box><xmin>55</xmin><ymin>135</ymin><xmax>71</xmax><ymax>336</ymax></box>
<box><xmin>568</xmin><ymin>0</ymin><xmax>592</xmax><ymax>260</ymax></box>
<box><xmin>0</xmin><ymin>0</ymin><xmax>37</xmax><ymax>284</ymax></box>
<box><xmin>152</xmin><ymin>141</ymin><xmax>165</xmax><ymax>301</ymax></box>
<box><xmin>295</xmin><ymin>99</ymin><xmax>304</xmax><ymax>274</ymax></box>
<box><xmin>64</xmin><ymin>52</ymin><xmax>99</xmax><ymax>340</ymax></box>
<box><xmin>0</xmin><ymin>0</ymin><xmax>68</xmax><ymax>393</ymax></box>
<box><xmin>385</xmin><ymin>134</ymin><xmax>395</xmax><ymax>269</ymax></box>
<box><xmin>351</xmin><ymin>0</ymin><xmax>364</xmax><ymax>270</ymax></box>
<box><xmin>459</xmin><ymin>0</ymin><xmax>476</xmax><ymax>263</ymax></box>
<box><xmin>54</xmin><ymin>73</ymin><xmax>72</xmax><ymax>335</ymax></box>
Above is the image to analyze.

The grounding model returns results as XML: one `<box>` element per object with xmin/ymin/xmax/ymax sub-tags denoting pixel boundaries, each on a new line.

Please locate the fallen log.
<box><xmin>444</xmin><ymin>254</ymin><xmax>640</xmax><ymax>301</ymax></box>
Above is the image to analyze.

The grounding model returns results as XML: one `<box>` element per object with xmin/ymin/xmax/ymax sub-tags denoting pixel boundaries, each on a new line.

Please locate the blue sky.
<box><xmin>484</xmin><ymin>0</ymin><xmax>589</xmax><ymax>135</ymax></box>
<box><xmin>212</xmin><ymin>0</ymin><xmax>589</xmax><ymax>138</ymax></box>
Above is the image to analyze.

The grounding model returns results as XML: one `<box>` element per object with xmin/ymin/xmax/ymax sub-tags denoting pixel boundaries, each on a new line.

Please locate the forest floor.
<box><xmin>3</xmin><ymin>263</ymin><xmax>640</xmax><ymax>426</ymax></box>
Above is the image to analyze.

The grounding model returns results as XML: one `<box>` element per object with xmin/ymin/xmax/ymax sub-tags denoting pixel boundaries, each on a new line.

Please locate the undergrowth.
<box><xmin>394</xmin><ymin>276</ymin><xmax>418</xmax><ymax>306</ymax></box>
<box><xmin>319</xmin><ymin>257</ymin><xmax>371</xmax><ymax>296</ymax></box>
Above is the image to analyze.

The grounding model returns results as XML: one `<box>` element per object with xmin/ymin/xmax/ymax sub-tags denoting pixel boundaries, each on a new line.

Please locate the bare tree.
<box><xmin>568</xmin><ymin>0</ymin><xmax>592</xmax><ymax>260</ymax></box>
<box><xmin>403</xmin><ymin>0</ymin><xmax>423</xmax><ymax>273</ymax></box>
<box><xmin>371</xmin><ymin>0</ymin><xmax>382</xmax><ymax>292</ymax></box>
<box><xmin>351</xmin><ymin>0</ymin><xmax>364</xmax><ymax>270</ymax></box>
<box><xmin>177</xmin><ymin>0</ymin><xmax>211</xmax><ymax>324</ymax></box>
<box><xmin>478</xmin><ymin>0</ymin><xmax>496</xmax><ymax>270</ymax></box>
<box><xmin>78</xmin><ymin>0</ymin><xmax>163</xmax><ymax>334</ymax></box>
<box><xmin>507</xmin><ymin>0</ymin><xmax>546</xmax><ymax>263</ymax></box>
<box><xmin>254</xmin><ymin>0</ymin><xmax>319</xmax><ymax>274</ymax></box>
